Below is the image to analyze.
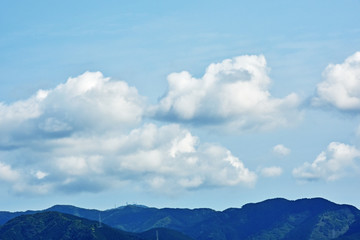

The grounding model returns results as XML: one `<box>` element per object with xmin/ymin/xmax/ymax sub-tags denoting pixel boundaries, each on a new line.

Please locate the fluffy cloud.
<box><xmin>0</xmin><ymin>162</ymin><xmax>20</xmax><ymax>182</ymax></box>
<box><xmin>293</xmin><ymin>142</ymin><xmax>360</xmax><ymax>181</ymax></box>
<box><xmin>44</xmin><ymin>71</ymin><xmax>145</xmax><ymax>131</ymax></box>
<box><xmin>260</xmin><ymin>166</ymin><xmax>283</xmax><ymax>177</ymax></box>
<box><xmin>0</xmin><ymin>91</ymin><xmax>45</xmax><ymax>138</ymax></box>
<box><xmin>0</xmin><ymin>71</ymin><xmax>145</xmax><ymax>145</ymax></box>
<box><xmin>0</xmin><ymin>72</ymin><xmax>257</xmax><ymax>195</ymax></box>
<box><xmin>273</xmin><ymin>144</ymin><xmax>291</xmax><ymax>156</ymax></box>
<box><xmin>314</xmin><ymin>52</ymin><xmax>360</xmax><ymax>110</ymax></box>
<box><xmin>153</xmin><ymin>55</ymin><xmax>301</xmax><ymax>132</ymax></box>
<box><xmin>0</xmin><ymin>124</ymin><xmax>257</xmax><ymax>195</ymax></box>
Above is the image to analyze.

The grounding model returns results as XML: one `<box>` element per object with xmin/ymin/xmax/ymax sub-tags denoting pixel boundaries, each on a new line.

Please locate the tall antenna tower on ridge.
<box><xmin>98</xmin><ymin>213</ymin><xmax>102</xmax><ymax>228</ymax></box>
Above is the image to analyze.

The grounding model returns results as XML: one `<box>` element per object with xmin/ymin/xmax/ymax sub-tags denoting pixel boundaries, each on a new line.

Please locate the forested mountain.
<box><xmin>1</xmin><ymin>198</ymin><xmax>360</xmax><ymax>240</ymax></box>
<box><xmin>0</xmin><ymin>212</ymin><xmax>193</xmax><ymax>240</ymax></box>
<box><xmin>0</xmin><ymin>211</ymin><xmax>142</xmax><ymax>240</ymax></box>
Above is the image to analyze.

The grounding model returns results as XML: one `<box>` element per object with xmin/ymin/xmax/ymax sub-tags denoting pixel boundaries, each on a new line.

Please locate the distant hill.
<box><xmin>0</xmin><ymin>212</ymin><xmax>193</xmax><ymax>240</ymax></box>
<box><xmin>0</xmin><ymin>211</ymin><xmax>142</xmax><ymax>240</ymax></box>
<box><xmin>0</xmin><ymin>198</ymin><xmax>359</xmax><ymax>240</ymax></box>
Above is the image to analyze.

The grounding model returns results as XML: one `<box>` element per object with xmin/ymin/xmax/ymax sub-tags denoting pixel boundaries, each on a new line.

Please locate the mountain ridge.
<box><xmin>1</xmin><ymin>197</ymin><xmax>360</xmax><ymax>240</ymax></box>
<box><xmin>0</xmin><ymin>211</ymin><xmax>193</xmax><ymax>240</ymax></box>
<box><xmin>2</xmin><ymin>197</ymin><xmax>358</xmax><ymax>219</ymax></box>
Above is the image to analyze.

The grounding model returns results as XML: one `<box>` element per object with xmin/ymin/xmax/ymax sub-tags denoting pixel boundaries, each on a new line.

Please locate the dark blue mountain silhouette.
<box><xmin>1</xmin><ymin>198</ymin><xmax>359</xmax><ymax>240</ymax></box>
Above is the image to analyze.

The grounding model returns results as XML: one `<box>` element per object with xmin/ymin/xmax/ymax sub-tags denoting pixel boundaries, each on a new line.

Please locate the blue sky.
<box><xmin>1</xmin><ymin>0</ymin><xmax>360</xmax><ymax>211</ymax></box>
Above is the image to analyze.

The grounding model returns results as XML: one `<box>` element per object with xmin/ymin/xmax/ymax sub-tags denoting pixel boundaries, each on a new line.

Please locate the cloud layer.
<box><xmin>153</xmin><ymin>55</ymin><xmax>301</xmax><ymax>132</ymax></box>
<box><xmin>0</xmin><ymin>71</ymin><xmax>257</xmax><ymax>195</ymax></box>
<box><xmin>314</xmin><ymin>52</ymin><xmax>360</xmax><ymax>111</ymax></box>
<box><xmin>5</xmin><ymin>52</ymin><xmax>360</xmax><ymax>196</ymax></box>
<box><xmin>0</xmin><ymin>123</ymin><xmax>257</xmax><ymax>195</ymax></box>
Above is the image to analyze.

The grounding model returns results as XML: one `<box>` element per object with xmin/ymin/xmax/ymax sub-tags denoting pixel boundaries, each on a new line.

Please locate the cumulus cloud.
<box><xmin>153</xmin><ymin>55</ymin><xmax>301</xmax><ymax>132</ymax></box>
<box><xmin>0</xmin><ymin>162</ymin><xmax>20</xmax><ymax>182</ymax></box>
<box><xmin>293</xmin><ymin>142</ymin><xmax>360</xmax><ymax>181</ymax></box>
<box><xmin>0</xmin><ymin>71</ymin><xmax>257</xmax><ymax>195</ymax></box>
<box><xmin>314</xmin><ymin>52</ymin><xmax>360</xmax><ymax>111</ymax></box>
<box><xmin>0</xmin><ymin>71</ymin><xmax>145</xmax><ymax>146</ymax></box>
<box><xmin>0</xmin><ymin>90</ymin><xmax>45</xmax><ymax>137</ymax></box>
<box><xmin>44</xmin><ymin>71</ymin><xmax>145</xmax><ymax>131</ymax></box>
<box><xmin>260</xmin><ymin>166</ymin><xmax>283</xmax><ymax>177</ymax></box>
<box><xmin>0</xmin><ymin>124</ymin><xmax>257</xmax><ymax>195</ymax></box>
<box><xmin>273</xmin><ymin>144</ymin><xmax>291</xmax><ymax>156</ymax></box>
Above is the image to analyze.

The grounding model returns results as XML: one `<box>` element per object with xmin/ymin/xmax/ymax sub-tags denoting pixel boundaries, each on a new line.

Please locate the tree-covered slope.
<box><xmin>216</xmin><ymin>198</ymin><xmax>360</xmax><ymax>240</ymax></box>
<box><xmin>0</xmin><ymin>198</ymin><xmax>360</xmax><ymax>240</ymax></box>
<box><xmin>139</xmin><ymin>227</ymin><xmax>194</xmax><ymax>240</ymax></box>
<box><xmin>0</xmin><ymin>211</ymin><xmax>142</xmax><ymax>240</ymax></box>
<box><xmin>0</xmin><ymin>211</ymin><xmax>195</xmax><ymax>240</ymax></box>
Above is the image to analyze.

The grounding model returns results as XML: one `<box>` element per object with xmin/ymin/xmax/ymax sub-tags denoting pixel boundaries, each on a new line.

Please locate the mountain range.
<box><xmin>1</xmin><ymin>198</ymin><xmax>360</xmax><ymax>240</ymax></box>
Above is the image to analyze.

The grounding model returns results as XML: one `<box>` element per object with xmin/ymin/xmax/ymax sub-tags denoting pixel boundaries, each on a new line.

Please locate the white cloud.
<box><xmin>115</xmin><ymin>124</ymin><xmax>257</xmax><ymax>190</ymax></box>
<box><xmin>0</xmin><ymin>69</ymin><xmax>287</xmax><ymax>196</ymax></box>
<box><xmin>34</xmin><ymin>171</ymin><xmax>48</xmax><ymax>180</ymax></box>
<box><xmin>0</xmin><ymin>121</ymin><xmax>257</xmax><ymax>195</ymax></box>
<box><xmin>153</xmin><ymin>55</ymin><xmax>302</xmax><ymax>132</ymax></box>
<box><xmin>169</xmin><ymin>132</ymin><xmax>197</xmax><ymax>158</ymax></box>
<box><xmin>43</xmin><ymin>71</ymin><xmax>145</xmax><ymax>132</ymax></box>
<box><xmin>273</xmin><ymin>144</ymin><xmax>291</xmax><ymax>156</ymax></box>
<box><xmin>0</xmin><ymin>162</ymin><xmax>20</xmax><ymax>182</ymax></box>
<box><xmin>260</xmin><ymin>166</ymin><xmax>283</xmax><ymax>177</ymax></box>
<box><xmin>0</xmin><ymin>71</ymin><xmax>145</xmax><ymax>144</ymax></box>
<box><xmin>314</xmin><ymin>52</ymin><xmax>360</xmax><ymax>110</ymax></box>
<box><xmin>293</xmin><ymin>142</ymin><xmax>360</xmax><ymax>181</ymax></box>
<box><xmin>0</xmin><ymin>91</ymin><xmax>45</xmax><ymax>132</ymax></box>
<box><xmin>0</xmin><ymin>162</ymin><xmax>52</xmax><ymax>195</ymax></box>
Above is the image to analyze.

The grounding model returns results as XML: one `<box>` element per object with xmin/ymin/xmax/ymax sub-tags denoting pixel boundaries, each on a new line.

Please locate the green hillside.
<box><xmin>0</xmin><ymin>211</ymin><xmax>142</xmax><ymax>240</ymax></box>
<box><xmin>139</xmin><ymin>228</ymin><xmax>194</xmax><ymax>240</ymax></box>
<box><xmin>0</xmin><ymin>198</ymin><xmax>359</xmax><ymax>240</ymax></box>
